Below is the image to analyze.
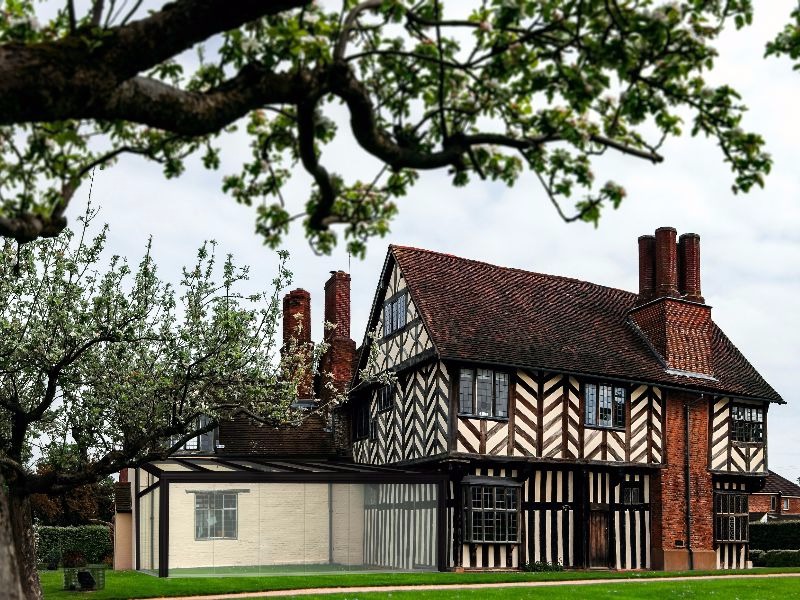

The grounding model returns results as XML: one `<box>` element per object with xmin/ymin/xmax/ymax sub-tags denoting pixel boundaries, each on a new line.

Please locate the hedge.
<box><xmin>749</xmin><ymin>521</ymin><xmax>800</xmax><ymax>550</ymax></box>
<box><xmin>750</xmin><ymin>549</ymin><xmax>800</xmax><ymax>567</ymax></box>
<box><xmin>35</xmin><ymin>525</ymin><xmax>112</xmax><ymax>565</ymax></box>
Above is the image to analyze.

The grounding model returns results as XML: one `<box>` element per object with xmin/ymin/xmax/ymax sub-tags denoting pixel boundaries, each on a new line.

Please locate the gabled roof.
<box><xmin>762</xmin><ymin>470</ymin><xmax>800</xmax><ymax>496</ymax></box>
<box><xmin>390</xmin><ymin>245</ymin><xmax>783</xmax><ymax>403</ymax></box>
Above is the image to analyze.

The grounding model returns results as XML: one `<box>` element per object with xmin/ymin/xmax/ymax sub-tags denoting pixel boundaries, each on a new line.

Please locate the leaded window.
<box><xmin>463</xmin><ymin>485</ymin><xmax>519</xmax><ymax>543</ymax></box>
<box><xmin>195</xmin><ymin>492</ymin><xmax>237</xmax><ymax>540</ymax></box>
<box><xmin>715</xmin><ymin>492</ymin><xmax>748</xmax><ymax>542</ymax></box>
<box><xmin>459</xmin><ymin>369</ymin><xmax>509</xmax><ymax>418</ymax></box>
<box><xmin>383</xmin><ymin>293</ymin><xmax>407</xmax><ymax>336</ymax></box>
<box><xmin>585</xmin><ymin>383</ymin><xmax>626</xmax><ymax>429</ymax></box>
<box><xmin>354</xmin><ymin>401</ymin><xmax>370</xmax><ymax>440</ymax></box>
<box><xmin>731</xmin><ymin>404</ymin><xmax>764</xmax><ymax>443</ymax></box>
<box><xmin>377</xmin><ymin>385</ymin><xmax>394</xmax><ymax>412</ymax></box>
<box><xmin>622</xmin><ymin>482</ymin><xmax>642</xmax><ymax>505</ymax></box>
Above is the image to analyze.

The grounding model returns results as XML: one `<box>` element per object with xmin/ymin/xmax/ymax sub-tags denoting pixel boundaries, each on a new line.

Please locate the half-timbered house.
<box><xmin>347</xmin><ymin>227</ymin><xmax>784</xmax><ymax>571</ymax></box>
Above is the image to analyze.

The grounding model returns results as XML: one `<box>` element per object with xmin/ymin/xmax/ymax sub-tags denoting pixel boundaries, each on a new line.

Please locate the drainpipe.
<box><xmin>684</xmin><ymin>394</ymin><xmax>705</xmax><ymax>571</ymax></box>
<box><xmin>684</xmin><ymin>399</ymin><xmax>694</xmax><ymax>570</ymax></box>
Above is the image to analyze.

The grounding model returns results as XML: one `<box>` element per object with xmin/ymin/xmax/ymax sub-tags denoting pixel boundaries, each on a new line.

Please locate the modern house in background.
<box><xmin>749</xmin><ymin>470</ymin><xmax>800</xmax><ymax>522</ymax></box>
<box><xmin>114</xmin><ymin>227</ymin><xmax>784</xmax><ymax>575</ymax></box>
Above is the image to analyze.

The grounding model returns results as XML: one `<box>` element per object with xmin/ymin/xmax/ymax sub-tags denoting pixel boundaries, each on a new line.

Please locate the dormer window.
<box><xmin>585</xmin><ymin>383</ymin><xmax>626</xmax><ymax>429</ymax></box>
<box><xmin>383</xmin><ymin>293</ymin><xmax>406</xmax><ymax>336</ymax></box>
<box><xmin>175</xmin><ymin>415</ymin><xmax>216</xmax><ymax>453</ymax></box>
<box><xmin>459</xmin><ymin>368</ymin><xmax>509</xmax><ymax>419</ymax></box>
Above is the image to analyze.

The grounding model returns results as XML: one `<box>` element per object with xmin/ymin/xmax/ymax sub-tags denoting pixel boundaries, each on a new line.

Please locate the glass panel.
<box><xmin>508</xmin><ymin>512</ymin><xmax>518</xmax><ymax>542</ymax></box>
<box><xmin>613</xmin><ymin>387</ymin><xmax>626</xmax><ymax>428</ymax></box>
<box><xmin>472</xmin><ymin>512</ymin><xmax>483</xmax><ymax>541</ymax></box>
<box><xmin>476</xmin><ymin>369</ymin><xmax>492</xmax><ymax>416</ymax></box>
<box><xmin>496</xmin><ymin>512</ymin><xmax>507</xmax><ymax>542</ymax></box>
<box><xmin>395</xmin><ymin>295</ymin><xmax>406</xmax><ymax>330</ymax></box>
<box><xmin>495</xmin><ymin>487</ymin><xmax>506</xmax><ymax>509</ymax></box>
<box><xmin>383</xmin><ymin>303</ymin><xmax>392</xmax><ymax>336</ymax></box>
<box><xmin>483</xmin><ymin>511</ymin><xmax>495</xmax><ymax>541</ymax></box>
<box><xmin>460</xmin><ymin>370</ymin><xmax>474</xmax><ymax>414</ymax></box>
<box><xmin>495</xmin><ymin>373</ymin><xmax>509</xmax><ymax>418</ymax></box>
<box><xmin>585</xmin><ymin>384</ymin><xmax>597</xmax><ymax>425</ymax></box>
<box><xmin>599</xmin><ymin>385</ymin><xmax>612</xmax><ymax>427</ymax></box>
<box><xmin>472</xmin><ymin>486</ymin><xmax>482</xmax><ymax>509</ymax></box>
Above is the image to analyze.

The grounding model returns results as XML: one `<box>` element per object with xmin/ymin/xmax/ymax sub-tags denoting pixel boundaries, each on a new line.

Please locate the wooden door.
<box><xmin>589</xmin><ymin>510</ymin><xmax>609</xmax><ymax>568</ymax></box>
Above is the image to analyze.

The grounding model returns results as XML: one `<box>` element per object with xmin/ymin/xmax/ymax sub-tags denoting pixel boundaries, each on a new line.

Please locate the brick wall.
<box><xmin>282</xmin><ymin>288</ymin><xmax>313</xmax><ymax>398</ymax></box>
<box><xmin>320</xmin><ymin>271</ymin><xmax>356</xmax><ymax>454</ymax></box>
<box><xmin>629</xmin><ymin>298</ymin><xmax>713</xmax><ymax>376</ymax></box>
<box><xmin>749</xmin><ymin>493</ymin><xmax>774</xmax><ymax>514</ymax></box>
<box><xmin>652</xmin><ymin>390</ymin><xmax>715</xmax><ymax>570</ymax></box>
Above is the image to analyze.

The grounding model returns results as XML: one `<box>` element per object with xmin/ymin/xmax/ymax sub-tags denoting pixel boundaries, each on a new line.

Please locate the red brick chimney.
<box><xmin>320</xmin><ymin>271</ymin><xmax>356</xmax><ymax>395</ymax></box>
<box><xmin>283</xmin><ymin>288</ymin><xmax>311</xmax><ymax>345</ymax></box>
<box><xmin>678</xmin><ymin>233</ymin><xmax>704</xmax><ymax>303</ymax></box>
<box><xmin>637</xmin><ymin>235</ymin><xmax>656</xmax><ymax>304</ymax></box>
<box><xmin>655</xmin><ymin>226</ymin><xmax>679</xmax><ymax>298</ymax></box>
<box><xmin>630</xmin><ymin>228</ymin><xmax>714</xmax><ymax>378</ymax></box>
<box><xmin>319</xmin><ymin>271</ymin><xmax>357</xmax><ymax>454</ymax></box>
<box><xmin>282</xmin><ymin>288</ymin><xmax>313</xmax><ymax>399</ymax></box>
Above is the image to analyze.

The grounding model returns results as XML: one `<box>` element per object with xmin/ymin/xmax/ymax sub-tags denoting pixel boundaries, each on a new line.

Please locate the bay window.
<box><xmin>463</xmin><ymin>484</ymin><xmax>519</xmax><ymax>543</ymax></box>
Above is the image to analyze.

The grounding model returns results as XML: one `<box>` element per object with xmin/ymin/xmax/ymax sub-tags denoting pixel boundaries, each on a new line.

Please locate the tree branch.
<box><xmin>334</xmin><ymin>0</ymin><xmax>382</xmax><ymax>61</ymax></box>
<box><xmin>0</xmin><ymin>0</ymin><xmax>310</xmax><ymax>125</ymax></box>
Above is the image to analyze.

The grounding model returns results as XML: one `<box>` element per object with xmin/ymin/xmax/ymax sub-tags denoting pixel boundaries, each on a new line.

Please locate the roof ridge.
<box><xmin>391</xmin><ymin>244</ymin><xmax>637</xmax><ymax>297</ymax></box>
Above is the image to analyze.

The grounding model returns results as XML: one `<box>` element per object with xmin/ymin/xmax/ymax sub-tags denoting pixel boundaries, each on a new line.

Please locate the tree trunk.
<box><xmin>0</xmin><ymin>473</ymin><xmax>25</xmax><ymax>600</ymax></box>
<box><xmin>4</xmin><ymin>479</ymin><xmax>41</xmax><ymax>600</ymax></box>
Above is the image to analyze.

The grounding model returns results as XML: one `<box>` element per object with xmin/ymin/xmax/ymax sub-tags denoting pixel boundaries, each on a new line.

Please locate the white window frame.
<box><xmin>194</xmin><ymin>491</ymin><xmax>238</xmax><ymax>540</ymax></box>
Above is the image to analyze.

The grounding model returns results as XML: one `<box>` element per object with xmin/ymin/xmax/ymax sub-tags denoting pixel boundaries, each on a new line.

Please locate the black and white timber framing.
<box><xmin>349</xmin><ymin>248</ymin><xmax>776</xmax><ymax>572</ymax></box>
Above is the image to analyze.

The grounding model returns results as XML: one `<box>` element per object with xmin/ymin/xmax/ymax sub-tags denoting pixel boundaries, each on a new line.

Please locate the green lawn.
<box><xmin>288</xmin><ymin>578</ymin><xmax>800</xmax><ymax>599</ymax></box>
<box><xmin>39</xmin><ymin>568</ymin><xmax>800</xmax><ymax>600</ymax></box>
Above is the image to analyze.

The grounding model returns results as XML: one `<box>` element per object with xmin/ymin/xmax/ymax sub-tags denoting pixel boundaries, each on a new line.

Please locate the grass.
<box><xmin>39</xmin><ymin>568</ymin><xmax>800</xmax><ymax>599</ymax></box>
<box><xmin>287</xmin><ymin>578</ymin><xmax>800</xmax><ymax>599</ymax></box>
<box><xmin>165</xmin><ymin>563</ymin><xmax>397</xmax><ymax>576</ymax></box>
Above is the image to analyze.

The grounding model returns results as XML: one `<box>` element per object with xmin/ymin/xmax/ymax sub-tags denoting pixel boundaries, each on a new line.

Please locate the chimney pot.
<box><xmin>324</xmin><ymin>271</ymin><xmax>351</xmax><ymax>340</ymax></box>
<box><xmin>282</xmin><ymin>289</ymin><xmax>312</xmax><ymax>344</ymax></box>
<box><xmin>678</xmin><ymin>233</ymin><xmax>704</xmax><ymax>303</ymax></box>
<box><xmin>637</xmin><ymin>235</ymin><xmax>656</xmax><ymax>304</ymax></box>
<box><xmin>654</xmin><ymin>227</ymin><xmax>679</xmax><ymax>298</ymax></box>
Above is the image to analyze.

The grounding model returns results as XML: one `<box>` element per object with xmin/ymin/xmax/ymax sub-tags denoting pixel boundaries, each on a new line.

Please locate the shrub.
<box><xmin>749</xmin><ymin>549</ymin><xmax>800</xmax><ymax>567</ymax></box>
<box><xmin>44</xmin><ymin>548</ymin><xmax>61</xmax><ymax>570</ymax></box>
<box><xmin>522</xmin><ymin>560</ymin><xmax>564</xmax><ymax>572</ymax></box>
<box><xmin>35</xmin><ymin>525</ymin><xmax>112</xmax><ymax>565</ymax></box>
<box><xmin>749</xmin><ymin>521</ymin><xmax>800</xmax><ymax>550</ymax></box>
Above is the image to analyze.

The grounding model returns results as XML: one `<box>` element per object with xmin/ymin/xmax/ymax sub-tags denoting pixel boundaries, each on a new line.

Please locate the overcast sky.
<box><xmin>66</xmin><ymin>3</ymin><xmax>800</xmax><ymax>481</ymax></box>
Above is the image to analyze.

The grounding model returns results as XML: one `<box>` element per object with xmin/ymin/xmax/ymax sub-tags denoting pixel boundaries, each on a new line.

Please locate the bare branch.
<box><xmin>334</xmin><ymin>0</ymin><xmax>382</xmax><ymax>61</ymax></box>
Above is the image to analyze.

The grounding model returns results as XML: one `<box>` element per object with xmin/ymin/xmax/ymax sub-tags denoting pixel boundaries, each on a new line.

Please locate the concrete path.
<box><xmin>144</xmin><ymin>572</ymin><xmax>800</xmax><ymax>599</ymax></box>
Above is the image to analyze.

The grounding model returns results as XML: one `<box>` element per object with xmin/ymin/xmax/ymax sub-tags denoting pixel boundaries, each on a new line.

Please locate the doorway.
<box><xmin>589</xmin><ymin>510</ymin><xmax>609</xmax><ymax>568</ymax></box>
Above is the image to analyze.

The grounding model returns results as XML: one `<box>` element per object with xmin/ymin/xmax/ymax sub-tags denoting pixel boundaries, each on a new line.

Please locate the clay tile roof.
<box><xmin>763</xmin><ymin>471</ymin><xmax>800</xmax><ymax>496</ymax></box>
<box><xmin>391</xmin><ymin>246</ymin><xmax>783</xmax><ymax>403</ymax></box>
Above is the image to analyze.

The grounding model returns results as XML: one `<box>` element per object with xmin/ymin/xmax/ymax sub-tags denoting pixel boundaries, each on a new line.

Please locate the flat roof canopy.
<box><xmin>141</xmin><ymin>457</ymin><xmax>444</xmax><ymax>484</ymax></box>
